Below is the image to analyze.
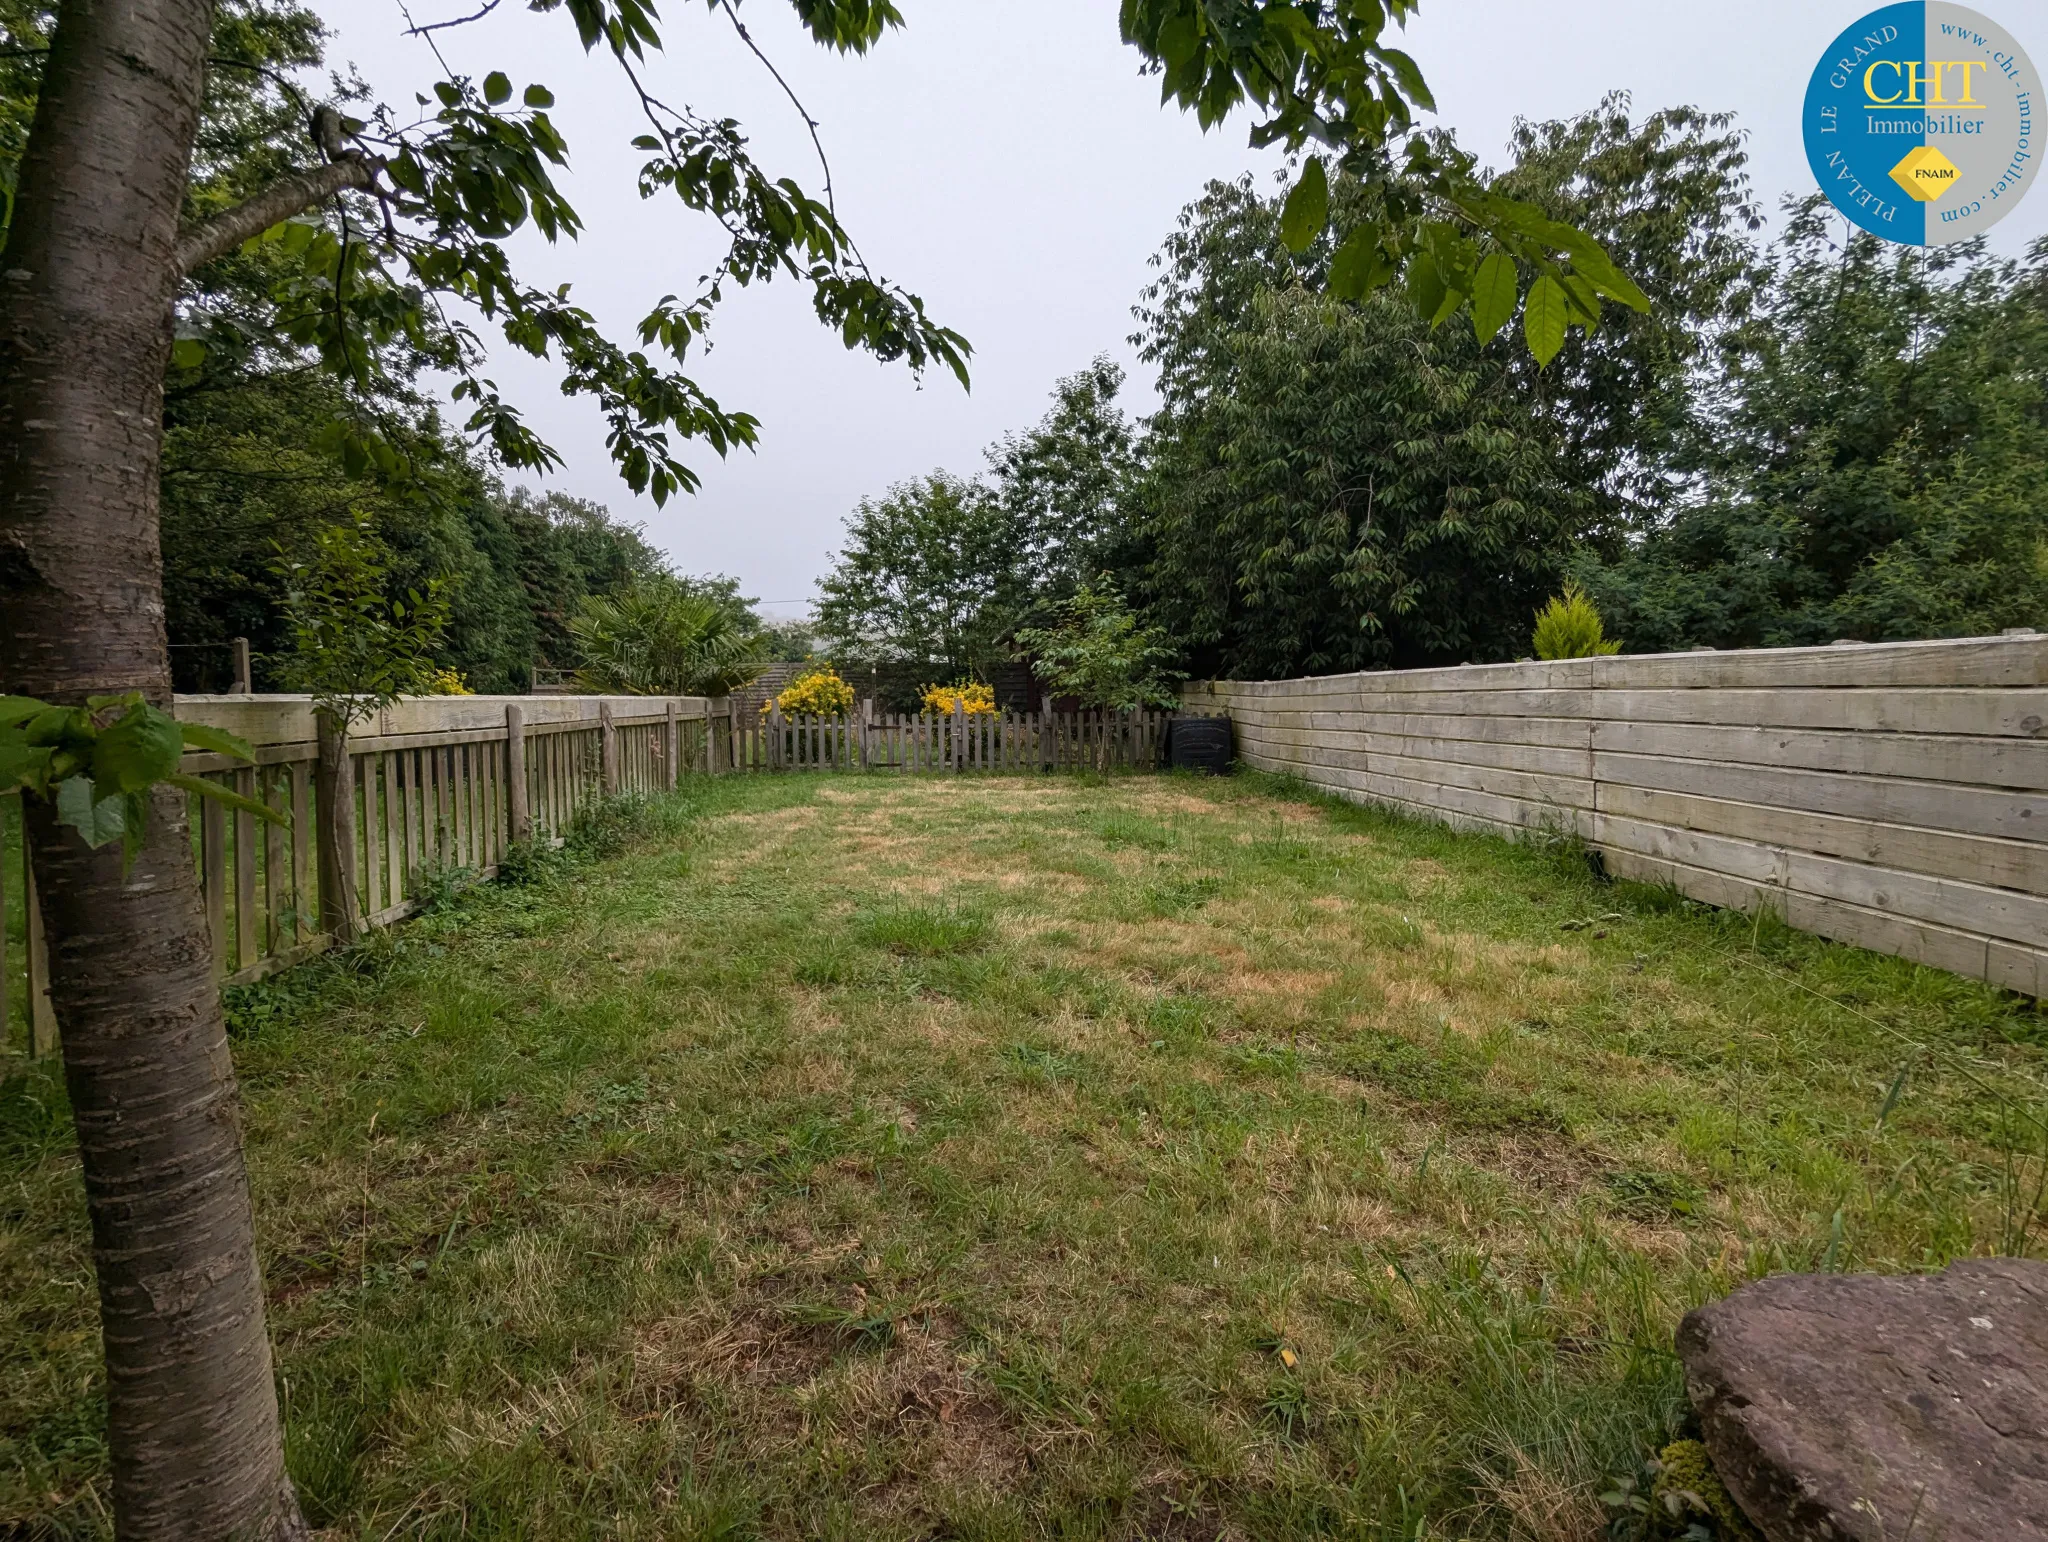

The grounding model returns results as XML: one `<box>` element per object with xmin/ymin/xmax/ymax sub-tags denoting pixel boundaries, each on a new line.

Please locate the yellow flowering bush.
<box><xmin>423</xmin><ymin>667</ymin><xmax>473</xmax><ymax>696</ymax></box>
<box><xmin>769</xmin><ymin>668</ymin><xmax>856</xmax><ymax>717</ymax></box>
<box><xmin>921</xmin><ymin>680</ymin><xmax>996</xmax><ymax>715</ymax></box>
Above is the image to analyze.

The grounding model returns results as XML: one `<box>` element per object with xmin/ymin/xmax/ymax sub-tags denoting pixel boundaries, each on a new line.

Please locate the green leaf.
<box><xmin>1524</xmin><ymin>274</ymin><xmax>1567</xmax><ymax>367</ymax></box>
<box><xmin>178</xmin><ymin>722</ymin><xmax>257</xmax><ymax>762</ymax></box>
<box><xmin>1429</xmin><ymin>282</ymin><xmax>1464</xmax><ymax>329</ymax></box>
<box><xmin>55</xmin><ymin>775</ymin><xmax>128</xmax><ymax>848</ymax></box>
<box><xmin>167</xmin><ymin>773</ymin><xmax>290</xmax><ymax>828</ymax></box>
<box><xmin>1405</xmin><ymin>254</ymin><xmax>1446</xmax><ymax>327</ymax></box>
<box><xmin>483</xmin><ymin>71</ymin><xmax>513</xmax><ymax>105</ymax></box>
<box><xmin>1371</xmin><ymin>46</ymin><xmax>1435</xmax><ymax>112</ymax></box>
<box><xmin>91</xmin><ymin>704</ymin><xmax>184</xmax><ymax>795</ymax></box>
<box><xmin>523</xmin><ymin>83</ymin><xmax>555</xmax><ymax>108</ymax></box>
<box><xmin>1877</xmin><ymin>1064</ymin><xmax>1910</xmax><ymax>1126</ymax></box>
<box><xmin>0</xmin><ymin>738</ymin><xmax>54</xmax><ymax>794</ymax></box>
<box><xmin>23</xmin><ymin>707</ymin><xmax>79</xmax><ymax>745</ymax></box>
<box><xmin>1479</xmin><ymin>196</ymin><xmax>1650</xmax><ymax>312</ymax></box>
<box><xmin>1560</xmin><ymin>271</ymin><xmax>1602</xmax><ymax>337</ymax></box>
<box><xmin>1327</xmin><ymin>227</ymin><xmax>1394</xmax><ymax>301</ymax></box>
<box><xmin>170</xmin><ymin>337</ymin><xmax>208</xmax><ymax>370</ymax></box>
<box><xmin>1470</xmin><ymin>251</ymin><xmax>1518</xmax><ymax>345</ymax></box>
<box><xmin>0</xmin><ymin>695</ymin><xmax>47</xmax><ymax>728</ymax></box>
<box><xmin>1156</xmin><ymin>12</ymin><xmax>1200</xmax><ymax>68</ymax></box>
<box><xmin>1279</xmin><ymin>157</ymin><xmax>1328</xmax><ymax>254</ymax></box>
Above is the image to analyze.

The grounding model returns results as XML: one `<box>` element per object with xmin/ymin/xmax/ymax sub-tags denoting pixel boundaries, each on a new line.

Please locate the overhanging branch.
<box><xmin>174</xmin><ymin>158</ymin><xmax>376</xmax><ymax>274</ymax></box>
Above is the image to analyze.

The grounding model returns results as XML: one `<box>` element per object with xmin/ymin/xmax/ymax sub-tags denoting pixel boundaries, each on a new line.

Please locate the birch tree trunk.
<box><xmin>0</xmin><ymin>0</ymin><xmax>305</xmax><ymax>1532</ymax></box>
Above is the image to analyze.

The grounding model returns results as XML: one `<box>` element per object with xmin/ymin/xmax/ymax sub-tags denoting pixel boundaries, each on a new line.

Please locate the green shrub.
<box><xmin>1532</xmin><ymin>580</ymin><xmax>1622</xmax><ymax>659</ymax></box>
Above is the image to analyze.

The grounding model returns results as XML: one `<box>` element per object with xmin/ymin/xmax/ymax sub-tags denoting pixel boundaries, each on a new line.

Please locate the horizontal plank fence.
<box><xmin>5</xmin><ymin>694</ymin><xmax>1212</xmax><ymax>1056</ymax></box>
<box><xmin>1184</xmin><ymin>633</ymin><xmax>2048</xmax><ymax>997</ymax></box>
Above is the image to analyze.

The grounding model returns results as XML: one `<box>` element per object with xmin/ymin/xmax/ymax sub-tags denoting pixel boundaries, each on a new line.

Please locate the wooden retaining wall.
<box><xmin>1183</xmin><ymin>634</ymin><xmax>2048</xmax><ymax>996</ymax></box>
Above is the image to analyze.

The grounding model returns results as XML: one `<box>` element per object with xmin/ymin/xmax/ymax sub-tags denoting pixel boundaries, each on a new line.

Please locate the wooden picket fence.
<box><xmin>2</xmin><ymin>695</ymin><xmax>717</xmax><ymax>1054</ymax></box>
<box><xmin>3</xmin><ymin>694</ymin><xmax>1215</xmax><ymax>1057</ymax></box>
<box><xmin>733</xmin><ymin>705</ymin><xmax>1178</xmax><ymax>773</ymax></box>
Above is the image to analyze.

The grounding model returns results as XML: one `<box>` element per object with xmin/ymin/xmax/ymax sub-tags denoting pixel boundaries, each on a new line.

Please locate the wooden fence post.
<box><xmin>1041</xmin><ymin>697</ymin><xmax>1055</xmax><ymax>772</ymax></box>
<box><xmin>316</xmin><ymin>713</ymin><xmax>360</xmax><ymax>944</ymax></box>
<box><xmin>506</xmin><ymin>704</ymin><xmax>530</xmax><ymax>843</ymax></box>
<box><xmin>664</xmin><ymin>700</ymin><xmax>680</xmax><ymax>790</ymax></box>
<box><xmin>231</xmin><ymin>635</ymin><xmax>251</xmax><ymax>694</ymax></box>
<box><xmin>23</xmin><ymin>842</ymin><xmax>56</xmax><ymax>1056</ymax></box>
<box><xmin>769</xmin><ymin>704</ymin><xmax>784</xmax><ymax>771</ymax></box>
<box><xmin>599</xmin><ymin>701</ymin><xmax>618</xmax><ymax>795</ymax></box>
<box><xmin>705</xmin><ymin>700</ymin><xmax>723</xmax><ymax>774</ymax></box>
<box><xmin>952</xmin><ymin>700</ymin><xmax>965</xmax><ymax>773</ymax></box>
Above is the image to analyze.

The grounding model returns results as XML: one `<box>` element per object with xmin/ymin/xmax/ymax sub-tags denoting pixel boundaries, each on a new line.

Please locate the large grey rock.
<box><xmin>1677</xmin><ymin>1258</ymin><xmax>2048</xmax><ymax>1540</ymax></box>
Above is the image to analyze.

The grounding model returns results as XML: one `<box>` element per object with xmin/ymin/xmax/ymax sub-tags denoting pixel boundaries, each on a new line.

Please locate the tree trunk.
<box><xmin>316</xmin><ymin>713</ymin><xmax>359</xmax><ymax>944</ymax></box>
<box><xmin>0</xmin><ymin>0</ymin><xmax>305</xmax><ymax>1534</ymax></box>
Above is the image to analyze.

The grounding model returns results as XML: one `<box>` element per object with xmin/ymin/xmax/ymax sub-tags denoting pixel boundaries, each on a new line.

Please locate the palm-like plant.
<box><xmin>568</xmin><ymin>579</ymin><xmax>769</xmax><ymax>696</ymax></box>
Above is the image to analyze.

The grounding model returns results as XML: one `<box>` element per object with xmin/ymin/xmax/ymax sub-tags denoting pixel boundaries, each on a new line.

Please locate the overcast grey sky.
<box><xmin>323</xmin><ymin>0</ymin><xmax>2048</xmax><ymax>615</ymax></box>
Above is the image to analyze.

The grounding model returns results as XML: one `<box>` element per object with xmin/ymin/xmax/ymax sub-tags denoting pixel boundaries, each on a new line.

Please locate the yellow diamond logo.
<box><xmin>1890</xmin><ymin>145</ymin><xmax>1961</xmax><ymax>202</ymax></box>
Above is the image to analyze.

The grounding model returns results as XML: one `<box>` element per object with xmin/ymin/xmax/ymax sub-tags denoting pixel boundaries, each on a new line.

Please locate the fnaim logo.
<box><xmin>1805</xmin><ymin>3</ymin><xmax>2039</xmax><ymax>244</ymax></box>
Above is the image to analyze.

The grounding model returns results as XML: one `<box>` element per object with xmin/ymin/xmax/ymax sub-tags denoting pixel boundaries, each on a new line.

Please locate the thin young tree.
<box><xmin>0</xmin><ymin>0</ymin><xmax>1643</xmax><ymax>1533</ymax></box>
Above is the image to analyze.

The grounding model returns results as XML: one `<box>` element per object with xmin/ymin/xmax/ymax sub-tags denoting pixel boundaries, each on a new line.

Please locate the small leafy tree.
<box><xmin>275</xmin><ymin>516</ymin><xmax>453</xmax><ymax>729</ymax></box>
<box><xmin>276</xmin><ymin>516</ymin><xmax>454</xmax><ymax>941</ymax></box>
<box><xmin>815</xmin><ymin>472</ymin><xmax>1021</xmax><ymax>673</ymax></box>
<box><xmin>1532</xmin><ymin>580</ymin><xmax>1621</xmax><ymax>659</ymax></box>
<box><xmin>1015</xmin><ymin>581</ymin><xmax>1182</xmax><ymax>711</ymax></box>
<box><xmin>569</xmin><ymin>575</ymin><xmax>766</xmax><ymax>696</ymax></box>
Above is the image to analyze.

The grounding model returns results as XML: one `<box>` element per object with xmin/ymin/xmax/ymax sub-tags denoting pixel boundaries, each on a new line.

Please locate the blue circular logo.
<box><xmin>1804</xmin><ymin>3</ymin><xmax>2039</xmax><ymax>244</ymax></box>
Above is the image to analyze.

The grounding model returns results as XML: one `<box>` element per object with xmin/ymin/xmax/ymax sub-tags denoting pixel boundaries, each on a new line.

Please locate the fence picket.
<box><xmin>234</xmin><ymin>768</ymin><xmax>258</xmax><ymax>971</ymax></box>
<box><xmin>24</xmin><ymin>849</ymin><xmax>54</xmax><ymax>1056</ymax></box>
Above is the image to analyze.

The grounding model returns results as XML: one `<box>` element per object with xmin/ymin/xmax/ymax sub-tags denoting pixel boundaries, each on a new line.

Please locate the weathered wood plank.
<box><xmin>361</xmin><ymin>754</ymin><xmax>383</xmax><ymax>918</ymax></box>
<box><xmin>1591</xmin><ymin>719</ymin><xmax>2048</xmax><ymax>790</ymax></box>
<box><xmin>24</xmin><ymin>848</ymin><xmax>56</xmax><ymax>1056</ymax></box>
<box><xmin>234</xmin><ymin>767</ymin><xmax>257</xmax><ymax>971</ymax></box>
<box><xmin>1592</xmin><ymin>751</ymin><xmax>2045</xmax><ymax>846</ymax></box>
<box><xmin>290</xmin><ymin>762</ymin><xmax>312</xmax><ymax>942</ymax></box>
<box><xmin>1597</xmin><ymin>783</ymin><xmax>2048</xmax><ymax>894</ymax></box>
<box><xmin>202</xmin><ymin>788</ymin><xmax>227</xmax><ymax>975</ymax></box>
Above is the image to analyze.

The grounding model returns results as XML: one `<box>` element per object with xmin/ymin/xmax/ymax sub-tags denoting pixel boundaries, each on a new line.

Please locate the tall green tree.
<box><xmin>0</xmin><ymin>0</ymin><xmax>1638</xmax><ymax>1531</ymax></box>
<box><xmin>815</xmin><ymin>471</ymin><xmax>1019</xmax><ymax>672</ymax></box>
<box><xmin>1141</xmin><ymin>279</ymin><xmax>1597</xmax><ymax>674</ymax></box>
<box><xmin>1583</xmin><ymin>200</ymin><xmax>2048</xmax><ymax>649</ymax></box>
<box><xmin>985</xmin><ymin>356</ymin><xmax>1141</xmax><ymax>606</ymax></box>
<box><xmin>817</xmin><ymin>359</ymin><xmax>1144</xmax><ymax>676</ymax></box>
<box><xmin>1128</xmin><ymin>98</ymin><xmax>1764</xmax><ymax>677</ymax></box>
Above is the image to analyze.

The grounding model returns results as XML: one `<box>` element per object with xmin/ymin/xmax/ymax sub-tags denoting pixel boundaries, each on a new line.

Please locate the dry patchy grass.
<box><xmin>3</xmin><ymin>770</ymin><xmax>2043</xmax><ymax>1539</ymax></box>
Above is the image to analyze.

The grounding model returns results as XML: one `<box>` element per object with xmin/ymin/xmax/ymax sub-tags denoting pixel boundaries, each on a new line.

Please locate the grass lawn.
<box><xmin>4</xmin><ymin>771</ymin><xmax>2044</xmax><ymax>1539</ymax></box>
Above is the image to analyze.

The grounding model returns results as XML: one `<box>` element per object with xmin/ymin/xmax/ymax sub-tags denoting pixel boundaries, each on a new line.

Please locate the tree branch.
<box><xmin>174</xmin><ymin>158</ymin><xmax>376</xmax><ymax>274</ymax></box>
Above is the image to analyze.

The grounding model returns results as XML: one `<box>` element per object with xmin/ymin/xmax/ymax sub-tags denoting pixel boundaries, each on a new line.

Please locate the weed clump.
<box><xmin>1604</xmin><ymin>1439</ymin><xmax>1760</xmax><ymax>1540</ymax></box>
<box><xmin>855</xmin><ymin>902</ymin><xmax>988</xmax><ymax>957</ymax></box>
